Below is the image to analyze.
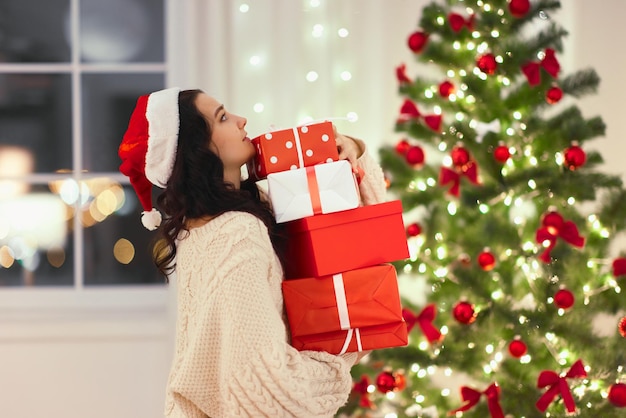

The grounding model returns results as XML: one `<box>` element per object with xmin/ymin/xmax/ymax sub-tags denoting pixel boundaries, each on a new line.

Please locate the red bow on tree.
<box><xmin>448</xmin><ymin>12</ymin><xmax>475</xmax><ymax>32</ymax></box>
<box><xmin>449</xmin><ymin>383</ymin><xmax>504</xmax><ymax>418</ymax></box>
<box><xmin>535</xmin><ymin>211</ymin><xmax>585</xmax><ymax>263</ymax></box>
<box><xmin>396</xmin><ymin>63</ymin><xmax>412</xmax><ymax>84</ymax></box>
<box><xmin>536</xmin><ymin>359</ymin><xmax>587</xmax><ymax>414</ymax></box>
<box><xmin>521</xmin><ymin>48</ymin><xmax>560</xmax><ymax>86</ymax></box>
<box><xmin>398</xmin><ymin>99</ymin><xmax>442</xmax><ymax>132</ymax></box>
<box><xmin>439</xmin><ymin>162</ymin><xmax>479</xmax><ymax>196</ymax></box>
<box><xmin>352</xmin><ymin>375</ymin><xmax>373</xmax><ymax>408</ymax></box>
<box><xmin>612</xmin><ymin>257</ymin><xmax>626</xmax><ymax>277</ymax></box>
<box><xmin>402</xmin><ymin>304</ymin><xmax>443</xmax><ymax>343</ymax></box>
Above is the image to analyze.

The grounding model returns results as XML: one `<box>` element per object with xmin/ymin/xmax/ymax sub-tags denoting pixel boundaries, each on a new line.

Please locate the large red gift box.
<box><xmin>292</xmin><ymin>322</ymin><xmax>408</xmax><ymax>354</ymax></box>
<box><xmin>283</xmin><ymin>200</ymin><xmax>409</xmax><ymax>279</ymax></box>
<box><xmin>282</xmin><ymin>264</ymin><xmax>408</xmax><ymax>354</ymax></box>
<box><xmin>247</xmin><ymin>121</ymin><xmax>339</xmax><ymax>181</ymax></box>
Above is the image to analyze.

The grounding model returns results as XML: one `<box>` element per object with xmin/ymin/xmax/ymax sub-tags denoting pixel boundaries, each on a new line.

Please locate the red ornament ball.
<box><xmin>619</xmin><ymin>316</ymin><xmax>626</xmax><ymax>338</ymax></box>
<box><xmin>477</xmin><ymin>53</ymin><xmax>498</xmax><ymax>75</ymax></box>
<box><xmin>546</xmin><ymin>86</ymin><xmax>563</xmax><ymax>104</ymax></box>
<box><xmin>509</xmin><ymin>0</ymin><xmax>531</xmax><ymax>18</ymax></box>
<box><xmin>439</xmin><ymin>80</ymin><xmax>455</xmax><ymax>98</ymax></box>
<box><xmin>376</xmin><ymin>371</ymin><xmax>397</xmax><ymax>393</ymax></box>
<box><xmin>405</xmin><ymin>145</ymin><xmax>425</xmax><ymax>166</ymax></box>
<box><xmin>448</xmin><ymin>13</ymin><xmax>465</xmax><ymax>32</ymax></box>
<box><xmin>613</xmin><ymin>258</ymin><xmax>626</xmax><ymax>277</ymax></box>
<box><xmin>395</xmin><ymin>138</ymin><xmax>411</xmax><ymax>155</ymax></box>
<box><xmin>406</xmin><ymin>222</ymin><xmax>422</xmax><ymax>237</ymax></box>
<box><xmin>553</xmin><ymin>288</ymin><xmax>575</xmax><ymax>309</ymax></box>
<box><xmin>453</xmin><ymin>301</ymin><xmax>477</xmax><ymax>324</ymax></box>
<box><xmin>408</xmin><ymin>31</ymin><xmax>429</xmax><ymax>53</ymax></box>
<box><xmin>608</xmin><ymin>383</ymin><xmax>626</xmax><ymax>408</ymax></box>
<box><xmin>564</xmin><ymin>144</ymin><xmax>586</xmax><ymax>170</ymax></box>
<box><xmin>477</xmin><ymin>249</ymin><xmax>496</xmax><ymax>271</ymax></box>
<box><xmin>494</xmin><ymin>144</ymin><xmax>511</xmax><ymax>163</ymax></box>
<box><xmin>508</xmin><ymin>338</ymin><xmax>528</xmax><ymax>358</ymax></box>
<box><xmin>451</xmin><ymin>146</ymin><xmax>471</xmax><ymax>167</ymax></box>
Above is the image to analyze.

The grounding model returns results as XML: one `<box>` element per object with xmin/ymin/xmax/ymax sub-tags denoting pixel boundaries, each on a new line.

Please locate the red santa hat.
<box><xmin>118</xmin><ymin>87</ymin><xmax>181</xmax><ymax>230</ymax></box>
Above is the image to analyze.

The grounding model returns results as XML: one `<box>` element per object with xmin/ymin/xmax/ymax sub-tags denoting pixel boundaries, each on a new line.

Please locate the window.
<box><xmin>0</xmin><ymin>0</ymin><xmax>166</xmax><ymax>287</ymax></box>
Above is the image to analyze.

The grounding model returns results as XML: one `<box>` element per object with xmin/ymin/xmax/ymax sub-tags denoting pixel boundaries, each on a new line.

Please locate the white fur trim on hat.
<box><xmin>145</xmin><ymin>87</ymin><xmax>181</xmax><ymax>188</ymax></box>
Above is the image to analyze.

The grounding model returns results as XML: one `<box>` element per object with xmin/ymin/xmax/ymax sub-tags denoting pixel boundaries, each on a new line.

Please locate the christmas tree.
<box><xmin>339</xmin><ymin>0</ymin><xmax>626</xmax><ymax>417</ymax></box>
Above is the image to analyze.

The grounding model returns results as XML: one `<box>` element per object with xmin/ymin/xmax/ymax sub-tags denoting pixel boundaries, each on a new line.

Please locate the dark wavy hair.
<box><xmin>153</xmin><ymin>89</ymin><xmax>285</xmax><ymax>277</ymax></box>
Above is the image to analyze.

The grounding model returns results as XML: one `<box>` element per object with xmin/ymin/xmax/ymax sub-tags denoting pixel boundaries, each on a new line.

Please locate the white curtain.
<box><xmin>168</xmin><ymin>0</ymin><xmax>430</xmax><ymax>153</ymax></box>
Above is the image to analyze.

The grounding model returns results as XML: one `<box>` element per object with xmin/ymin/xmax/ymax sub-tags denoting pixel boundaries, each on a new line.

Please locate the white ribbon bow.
<box><xmin>405</xmin><ymin>404</ymin><xmax>440</xmax><ymax>418</ymax></box>
<box><xmin>473</xmin><ymin>119</ymin><xmax>501</xmax><ymax>143</ymax></box>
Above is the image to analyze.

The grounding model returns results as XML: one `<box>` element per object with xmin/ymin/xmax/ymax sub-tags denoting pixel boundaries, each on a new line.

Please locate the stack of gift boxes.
<box><xmin>247</xmin><ymin>121</ymin><xmax>410</xmax><ymax>355</ymax></box>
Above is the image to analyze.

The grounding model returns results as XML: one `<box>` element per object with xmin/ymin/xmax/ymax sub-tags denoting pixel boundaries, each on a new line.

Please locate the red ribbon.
<box><xmin>449</xmin><ymin>383</ymin><xmax>504</xmax><ymax>418</ymax></box>
<box><xmin>424</xmin><ymin>114</ymin><xmax>442</xmax><ymax>132</ymax></box>
<box><xmin>402</xmin><ymin>304</ymin><xmax>442</xmax><ymax>343</ymax></box>
<box><xmin>352</xmin><ymin>375</ymin><xmax>373</xmax><ymax>408</ymax></box>
<box><xmin>396</xmin><ymin>63</ymin><xmax>411</xmax><ymax>84</ymax></box>
<box><xmin>521</xmin><ymin>48</ymin><xmax>560</xmax><ymax>86</ymax></box>
<box><xmin>448</xmin><ymin>12</ymin><xmax>475</xmax><ymax>32</ymax></box>
<box><xmin>398</xmin><ymin>99</ymin><xmax>442</xmax><ymax>132</ymax></box>
<box><xmin>399</xmin><ymin>99</ymin><xmax>420</xmax><ymax>118</ymax></box>
<box><xmin>612</xmin><ymin>257</ymin><xmax>626</xmax><ymax>277</ymax></box>
<box><xmin>305</xmin><ymin>166</ymin><xmax>322</xmax><ymax>215</ymax></box>
<box><xmin>354</xmin><ymin>166</ymin><xmax>365</xmax><ymax>185</ymax></box>
<box><xmin>439</xmin><ymin>161</ymin><xmax>479</xmax><ymax>196</ymax></box>
<box><xmin>535</xmin><ymin>211</ymin><xmax>585</xmax><ymax>263</ymax></box>
<box><xmin>536</xmin><ymin>359</ymin><xmax>587</xmax><ymax>413</ymax></box>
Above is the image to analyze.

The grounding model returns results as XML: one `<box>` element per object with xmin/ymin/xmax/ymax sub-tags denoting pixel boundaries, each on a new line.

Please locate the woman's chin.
<box><xmin>245</xmin><ymin>144</ymin><xmax>257</xmax><ymax>161</ymax></box>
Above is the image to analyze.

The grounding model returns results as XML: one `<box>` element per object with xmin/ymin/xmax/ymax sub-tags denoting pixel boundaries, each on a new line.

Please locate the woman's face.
<box><xmin>195</xmin><ymin>93</ymin><xmax>254</xmax><ymax>169</ymax></box>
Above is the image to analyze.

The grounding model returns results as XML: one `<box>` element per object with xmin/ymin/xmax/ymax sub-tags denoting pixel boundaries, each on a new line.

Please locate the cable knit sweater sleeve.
<box><xmin>355</xmin><ymin>147</ymin><xmax>387</xmax><ymax>205</ymax></box>
<box><xmin>165</xmin><ymin>212</ymin><xmax>357</xmax><ymax>418</ymax></box>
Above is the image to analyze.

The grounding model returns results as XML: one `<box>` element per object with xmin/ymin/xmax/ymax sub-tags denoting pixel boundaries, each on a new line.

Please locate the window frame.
<box><xmin>0</xmin><ymin>0</ymin><xmax>181</xmax><ymax>316</ymax></box>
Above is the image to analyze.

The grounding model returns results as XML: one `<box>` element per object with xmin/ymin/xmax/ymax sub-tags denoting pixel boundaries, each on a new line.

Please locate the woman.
<box><xmin>119</xmin><ymin>87</ymin><xmax>387</xmax><ymax>417</ymax></box>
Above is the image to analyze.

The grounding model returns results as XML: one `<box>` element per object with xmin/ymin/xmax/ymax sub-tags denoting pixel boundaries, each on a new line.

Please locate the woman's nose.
<box><xmin>239</xmin><ymin>116</ymin><xmax>247</xmax><ymax>128</ymax></box>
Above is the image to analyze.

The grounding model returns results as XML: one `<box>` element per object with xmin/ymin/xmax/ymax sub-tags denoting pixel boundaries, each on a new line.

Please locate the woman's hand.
<box><xmin>333</xmin><ymin>125</ymin><xmax>365</xmax><ymax>172</ymax></box>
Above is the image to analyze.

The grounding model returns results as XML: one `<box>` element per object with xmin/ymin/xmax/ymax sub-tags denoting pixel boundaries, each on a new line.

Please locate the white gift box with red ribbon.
<box><xmin>267</xmin><ymin>160</ymin><xmax>360</xmax><ymax>223</ymax></box>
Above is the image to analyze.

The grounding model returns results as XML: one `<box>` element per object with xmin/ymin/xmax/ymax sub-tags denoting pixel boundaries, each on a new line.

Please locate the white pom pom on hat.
<box><xmin>141</xmin><ymin>208</ymin><xmax>163</xmax><ymax>231</ymax></box>
<box><xmin>118</xmin><ymin>87</ymin><xmax>180</xmax><ymax>230</ymax></box>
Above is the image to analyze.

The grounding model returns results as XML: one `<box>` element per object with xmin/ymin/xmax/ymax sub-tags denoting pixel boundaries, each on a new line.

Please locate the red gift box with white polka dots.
<box><xmin>247</xmin><ymin>121</ymin><xmax>339</xmax><ymax>181</ymax></box>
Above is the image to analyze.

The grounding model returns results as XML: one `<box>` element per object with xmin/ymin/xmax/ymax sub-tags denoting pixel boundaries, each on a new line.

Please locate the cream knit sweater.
<box><xmin>164</xmin><ymin>152</ymin><xmax>387</xmax><ymax>418</ymax></box>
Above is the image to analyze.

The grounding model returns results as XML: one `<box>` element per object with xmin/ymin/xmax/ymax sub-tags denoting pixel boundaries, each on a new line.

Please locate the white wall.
<box><xmin>0</xmin><ymin>287</ymin><xmax>174</xmax><ymax>418</ymax></box>
<box><xmin>569</xmin><ymin>0</ymin><xmax>626</xmax><ymax>181</ymax></box>
<box><xmin>1</xmin><ymin>2</ymin><xmax>625</xmax><ymax>418</ymax></box>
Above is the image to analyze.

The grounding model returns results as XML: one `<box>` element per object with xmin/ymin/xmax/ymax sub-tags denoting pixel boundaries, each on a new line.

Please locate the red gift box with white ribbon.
<box><xmin>283</xmin><ymin>200</ymin><xmax>409</xmax><ymax>279</ymax></box>
<box><xmin>247</xmin><ymin>121</ymin><xmax>339</xmax><ymax>181</ymax></box>
<box><xmin>267</xmin><ymin>159</ymin><xmax>360</xmax><ymax>223</ymax></box>
<box><xmin>281</xmin><ymin>264</ymin><xmax>408</xmax><ymax>354</ymax></box>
